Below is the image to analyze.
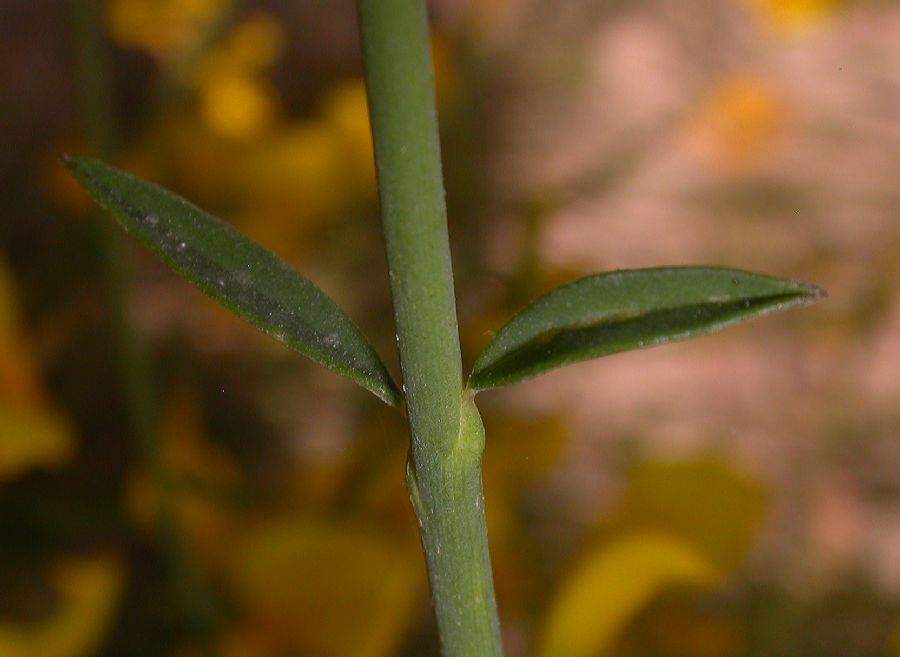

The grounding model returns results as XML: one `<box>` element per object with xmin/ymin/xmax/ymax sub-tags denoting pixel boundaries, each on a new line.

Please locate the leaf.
<box><xmin>469</xmin><ymin>266</ymin><xmax>823</xmax><ymax>391</ymax></box>
<box><xmin>63</xmin><ymin>156</ymin><xmax>401</xmax><ymax>406</ymax></box>
<box><xmin>536</xmin><ymin>532</ymin><xmax>720</xmax><ymax>657</ymax></box>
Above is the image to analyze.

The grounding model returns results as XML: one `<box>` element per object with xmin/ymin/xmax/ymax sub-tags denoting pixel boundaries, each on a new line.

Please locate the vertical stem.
<box><xmin>68</xmin><ymin>0</ymin><xmax>216</xmax><ymax>640</ymax></box>
<box><xmin>356</xmin><ymin>1</ymin><xmax>502</xmax><ymax>655</ymax></box>
<box><xmin>68</xmin><ymin>0</ymin><xmax>158</xmax><ymax>489</ymax></box>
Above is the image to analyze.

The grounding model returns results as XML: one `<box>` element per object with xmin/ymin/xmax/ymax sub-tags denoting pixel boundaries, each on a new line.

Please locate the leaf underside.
<box><xmin>469</xmin><ymin>267</ymin><xmax>823</xmax><ymax>391</ymax></box>
<box><xmin>64</xmin><ymin>155</ymin><xmax>401</xmax><ymax>406</ymax></box>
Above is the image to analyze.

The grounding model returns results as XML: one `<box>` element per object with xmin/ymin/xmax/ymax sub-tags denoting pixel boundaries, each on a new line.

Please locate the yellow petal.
<box><xmin>744</xmin><ymin>0</ymin><xmax>844</xmax><ymax>34</ymax></box>
<box><xmin>0</xmin><ymin>257</ymin><xmax>74</xmax><ymax>480</ymax></box>
<box><xmin>158</xmin><ymin>111</ymin><xmax>242</xmax><ymax>200</ymax></box>
<box><xmin>227</xmin><ymin>518</ymin><xmax>420</xmax><ymax>657</ymax></box>
<box><xmin>0</xmin><ymin>555</ymin><xmax>125</xmax><ymax>657</ymax></box>
<box><xmin>106</xmin><ymin>0</ymin><xmax>226</xmax><ymax>59</ymax></box>
<box><xmin>321</xmin><ymin>79</ymin><xmax>376</xmax><ymax>198</ymax></box>
<box><xmin>223</xmin><ymin>14</ymin><xmax>285</xmax><ymax>72</ymax></box>
<box><xmin>609</xmin><ymin>457</ymin><xmax>767</xmax><ymax>569</ymax></box>
<box><xmin>123</xmin><ymin>387</ymin><xmax>240</xmax><ymax>565</ymax></box>
<box><xmin>0</xmin><ymin>403</ymin><xmax>73</xmax><ymax>480</ymax></box>
<box><xmin>482</xmin><ymin>412</ymin><xmax>570</xmax><ymax>484</ymax></box>
<box><xmin>240</xmin><ymin>121</ymin><xmax>346</xmax><ymax>223</ymax></box>
<box><xmin>161</xmin><ymin>388</ymin><xmax>240</xmax><ymax>485</ymax></box>
<box><xmin>199</xmin><ymin>73</ymin><xmax>277</xmax><ymax>140</ymax></box>
<box><xmin>536</xmin><ymin>532</ymin><xmax>720</xmax><ymax>657</ymax></box>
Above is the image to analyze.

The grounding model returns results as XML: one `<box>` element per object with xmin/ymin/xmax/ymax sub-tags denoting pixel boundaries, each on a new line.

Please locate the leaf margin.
<box><xmin>468</xmin><ymin>266</ymin><xmax>824</xmax><ymax>392</ymax></box>
<box><xmin>63</xmin><ymin>154</ymin><xmax>403</xmax><ymax>407</ymax></box>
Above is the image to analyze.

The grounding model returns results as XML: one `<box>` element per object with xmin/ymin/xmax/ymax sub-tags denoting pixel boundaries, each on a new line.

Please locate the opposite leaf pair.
<box><xmin>63</xmin><ymin>156</ymin><xmax>823</xmax><ymax>407</ymax></box>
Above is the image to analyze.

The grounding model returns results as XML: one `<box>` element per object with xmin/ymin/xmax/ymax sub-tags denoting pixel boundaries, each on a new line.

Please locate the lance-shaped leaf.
<box><xmin>63</xmin><ymin>156</ymin><xmax>401</xmax><ymax>406</ymax></box>
<box><xmin>469</xmin><ymin>266</ymin><xmax>823</xmax><ymax>391</ymax></box>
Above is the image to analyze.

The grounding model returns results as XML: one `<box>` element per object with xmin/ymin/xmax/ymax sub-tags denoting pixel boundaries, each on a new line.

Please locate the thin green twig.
<box><xmin>67</xmin><ymin>0</ymin><xmax>217</xmax><ymax>643</ymax></box>
<box><xmin>357</xmin><ymin>1</ymin><xmax>503</xmax><ymax>654</ymax></box>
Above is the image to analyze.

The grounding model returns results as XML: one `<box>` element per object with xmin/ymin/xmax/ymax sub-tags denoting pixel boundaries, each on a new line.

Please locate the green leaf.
<box><xmin>63</xmin><ymin>155</ymin><xmax>401</xmax><ymax>406</ymax></box>
<box><xmin>469</xmin><ymin>266</ymin><xmax>823</xmax><ymax>391</ymax></box>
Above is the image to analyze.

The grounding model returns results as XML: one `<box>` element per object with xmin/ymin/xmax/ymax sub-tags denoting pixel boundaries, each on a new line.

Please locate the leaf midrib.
<box><xmin>470</xmin><ymin>292</ymin><xmax>809</xmax><ymax>388</ymax></box>
<box><xmin>72</xmin><ymin>158</ymin><xmax>397</xmax><ymax>398</ymax></box>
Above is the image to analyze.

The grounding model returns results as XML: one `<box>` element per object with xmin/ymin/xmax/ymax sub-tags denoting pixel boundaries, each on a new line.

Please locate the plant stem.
<box><xmin>356</xmin><ymin>1</ymin><xmax>502</xmax><ymax>655</ymax></box>
<box><xmin>68</xmin><ymin>0</ymin><xmax>216</xmax><ymax>639</ymax></box>
<box><xmin>68</xmin><ymin>0</ymin><xmax>158</xmax><ymax>494</ymax></box>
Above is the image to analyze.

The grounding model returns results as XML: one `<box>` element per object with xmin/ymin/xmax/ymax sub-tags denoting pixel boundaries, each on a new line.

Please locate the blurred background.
<box><xmin>1</xmin><ymin>0</ymin><xmax>898</xmax><ymax>655</ymax></box>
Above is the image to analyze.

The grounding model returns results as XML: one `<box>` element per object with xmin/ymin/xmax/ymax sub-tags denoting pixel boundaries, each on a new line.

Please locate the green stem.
<box><xmin>68</xmin><ymin>0</ymin><xmax>159</xmax><ymax>486</ymax></box>
<box><xmin>356</xmin><ymin>1</ymin><xmax>502</xmax><ymax>655</ymax></box>
<box><xmin>68</xmin><ymin>0</ymin><xmax>216</xmax><ymax>639</ymax></box>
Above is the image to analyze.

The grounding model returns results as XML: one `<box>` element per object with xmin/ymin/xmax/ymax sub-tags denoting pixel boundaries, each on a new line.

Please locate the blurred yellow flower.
<box><xmin>537</xmin><ymin>532</ymin><xmax>720</xmax><ymax>657</ymax></box>
<box><xmin>482</xmin><ymin>411</ymin><xmax>569</xmax><ymax>591</ymax></box>
<box><xmin>199</xmin><ymin>72</ymin><xmax>277</xmax><ymax>140</ymax></box>
<box><xmin>161</xmin><ymin>388</ymin><xmax>239</xmax><ymax>483</ymax></box>
<box><xmin>744</xmin><ymin>0</ymin><xmax>844</xmax><ymax>34</ymax></box>
<box><xmin>160</xmin><ymin>111</ymin><xmax>243</xmax><ymax>200</ymax></box>
<box><xmin>483</xmin><ymin>412</ymin><xmax>569</xmax><ymax>486</ymax></box>
<box><xmin>195</xmin><ymin>14</ymin><xmax>286</xmax><ymax>140</ymax></box>
<box><xmin>225</xmin><ymin>517</ymin><xmax>420</xmax><ymax>657</ymax></box>
<box><xmin>686</xmin><ymin>75</ymin><xmax>786</xmax><ymax>173</ymax></box>
<box><xmin>0</xmin><ymin>404</ymin><xmax>73</xmax><ymax>480</ymax></box>
<box><xmin>105</xmin><ymin>3</ymin><xmax>388</xmax><ymax>261</ymax></box>
<box><xmin>534</xmin><ymin>457</ymin><xmax>764</xmax><ymax>657</ymax></box>
<box><xmin>0</xmin><ymin>257</ymin><xmax>74</xmax><ymax>480</ymax></box>
<box><xmin>607</xmin><ymin>457</ymin><xmax>767</xmax><ymax>569</ymax></box>
<box><xmin>125</xmin><ymin>76</ymin><xmax>378</xmax><ymax>260</ymax></box>
<box><xmin>320</xmin><ymin>79</ymin><xmax>377</xmax><ymax>199</ymax></box>
<box><xmin>233</xmin><ymin>76</ymin><xmax>380</xmax><ymax>252</ymax></box>
<box><xmin>255</xmin><ymin>122</ymin><xmax>344</xmax><ymax>208</ymax></box>
<box><xmin>106</xmin><ymin>0</ymin><xmax>227</xmax><ymax>60</ymax></box>
<box><xmin>216</xmin><ymin>13</ymin><xmax>285</xmax><ymax>73</ymax></box>
<box><xmin>0</xmin><ymin>556</ymin><xmax>125</xmax><ymax>657</ymax></box>
<box><xmin>125</xmin><ymin>386</ymin><xmax>239</xmax><ymax>566</ymax></box>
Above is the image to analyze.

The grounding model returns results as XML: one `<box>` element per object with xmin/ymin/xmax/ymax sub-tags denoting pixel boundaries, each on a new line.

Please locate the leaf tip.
<box><xmin>60</xmin><ymin>152</ymin><xmax>83</xmax><ymax>170</ymax></box>
<box><xmin>784</xmin><ymin>279</ymin><xmax>826</xmax><ymax>308</ymax></box>
<box><xmin>379</xmin><ymin>382</ymin><xmax>404</xmax><ymax>408</ymax></box>
<box><xmin>59</xmin><ymin>153</ymin><xmax>94</xmax><ymax>186</ymax></box>
<box><xmin>800</xmin><ymin>281</ymin><xmax>827</xmax><ymax>302</ymax></box>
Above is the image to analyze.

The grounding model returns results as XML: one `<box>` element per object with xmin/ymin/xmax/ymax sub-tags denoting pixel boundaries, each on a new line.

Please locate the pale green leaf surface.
<box><xmin>536</xmin><ymin>532</ymin><xmax>720</xmax><ymax>657</ymax></box>
<box><xmin>63</xmin><ymin>156</ymin><xmax>401</xmax><ymax>406</ymax></box>
<box><xmin>469</xmin><ymin>267</ymin><xmax>823</xmax><ymax>391</ymax></box>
